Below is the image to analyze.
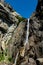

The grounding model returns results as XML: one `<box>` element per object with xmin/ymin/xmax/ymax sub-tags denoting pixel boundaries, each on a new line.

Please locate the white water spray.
<box><xmin>24</xmin><ymin>18</ymin><xmax>29</xmax><ymax>46</ymax></box>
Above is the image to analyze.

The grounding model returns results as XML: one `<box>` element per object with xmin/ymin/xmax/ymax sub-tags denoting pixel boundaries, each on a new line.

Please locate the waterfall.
<box><xmin>24</xmin><ymin>18</ymin><xmax>29</xmax><ymax>46</ymax></box>
<box><xmin>20</xmin><ymin>18</ymin><xmax>29</xmax><ymax>57</ymax></box>
<box><xmin>14</xmin><ymin>52</ymin><xmax>19</xmax><ymax>65</ymax></box>
<box><xmin>14</xmin><ymin>19</ymin><xmax>29</xmax><ymax>64</ymax></box>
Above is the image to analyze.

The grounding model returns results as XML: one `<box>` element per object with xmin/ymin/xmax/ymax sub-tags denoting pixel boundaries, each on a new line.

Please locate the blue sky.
<box><xmin>5</xmin><ymin>0</ymin><xmax>38</xmax><ymax>18</ymax></box>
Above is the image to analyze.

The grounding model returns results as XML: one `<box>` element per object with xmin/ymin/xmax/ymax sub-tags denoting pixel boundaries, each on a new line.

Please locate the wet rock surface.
<box><xmin>0</xmin><ymin>0</ymin><xmax>43</xmax><ymax>65</ymax></box>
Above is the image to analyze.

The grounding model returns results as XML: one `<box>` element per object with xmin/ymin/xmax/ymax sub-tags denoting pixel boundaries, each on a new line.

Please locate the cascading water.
<box><xmin>24</xmin><ymin>18</ymin><xmax>29</xmax><ymax>46</ymax></box>
<box><xmin>14</xmin><ymin>19</ymin><xmax>29</xmax><ymax>64</ymax></box>
<box><xmin>14</xmin><ymin>52</ymin><xmax>19</xmax><ymax>65</ymax></box>
<box><xmin>20</xmin><ymin>19</ymin><xmax>29</xmax><ymax>57</ymax></box>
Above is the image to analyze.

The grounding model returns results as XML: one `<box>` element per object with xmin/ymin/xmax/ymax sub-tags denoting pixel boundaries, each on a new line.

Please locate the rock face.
<box><xmin>0</xmin><ymin>0</ymin><xmax>43</xmax><ymax>65</ymax></box>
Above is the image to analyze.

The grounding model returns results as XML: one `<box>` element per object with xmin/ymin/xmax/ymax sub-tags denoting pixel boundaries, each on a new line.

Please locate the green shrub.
<box><xmin>16</xmin><ymin>16</ymin><xmax>25</xmax><ymax>22</ymax></box>
<box><xmin>0</xmin><ymin>53</ymin><xmax>5</xmax><ymax>61</ymax></box>
<box><xmin>8</xmin><ymin>57</ymin><xmax>12</xmax><ymax>62</ymax></box>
